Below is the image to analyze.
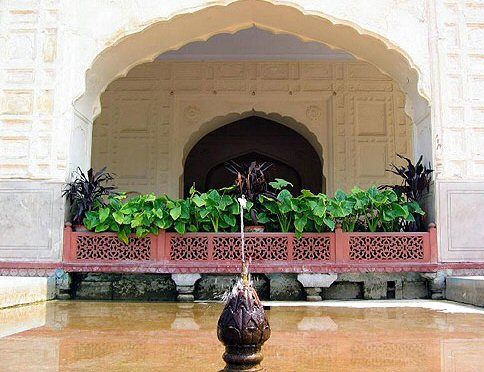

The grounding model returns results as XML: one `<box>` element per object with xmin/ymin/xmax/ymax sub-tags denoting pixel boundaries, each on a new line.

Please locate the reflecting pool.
<box><xmin>1</xmin><ymin>300</ymin><xmax>483</xmax><ymax>371</ymax></box>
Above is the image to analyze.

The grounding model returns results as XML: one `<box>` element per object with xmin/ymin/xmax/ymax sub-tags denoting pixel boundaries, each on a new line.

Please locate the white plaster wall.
<box><xmin>0</xmin><ymin>0</ymin><xmax>482</xmax><ymax>262</ymax></box>
<box><xmin>92</xmin><ymin>60</ymin><xmax>413</xmax><ymax>196</ymax></box>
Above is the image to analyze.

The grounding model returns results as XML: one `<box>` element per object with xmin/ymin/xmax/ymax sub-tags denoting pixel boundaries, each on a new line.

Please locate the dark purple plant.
<box><xmin>386</xmin><ymin>154</ymin><xmax>433</xmax><ymax>202</ymax></box>
<box><xmin>225</xmin><ymin>160</ymin><xmax>277</xmax><ymax>224</ymax></box>
<box><xmin>382</xmin><ymin>154</ymin><xmax>433</xmax><ymax>231</ymax></box>
<box><xmin>62</xmin><ymin>167</ymin><xmax>117</xmax><ymax>225</ymax></box>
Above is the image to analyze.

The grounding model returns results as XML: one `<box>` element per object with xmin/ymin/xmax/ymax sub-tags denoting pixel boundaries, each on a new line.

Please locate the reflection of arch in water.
<box><xmin>183</xmin><ymin>116</ymin><xmax>324</xmax><ymax>197</ymax></box>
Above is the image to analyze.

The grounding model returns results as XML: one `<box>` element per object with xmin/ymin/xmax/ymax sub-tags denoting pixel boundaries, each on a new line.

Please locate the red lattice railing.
<box><xmin>62</xmin><ymin>224</ymin><xmax>437</xmax><ymax>273</ymax></box>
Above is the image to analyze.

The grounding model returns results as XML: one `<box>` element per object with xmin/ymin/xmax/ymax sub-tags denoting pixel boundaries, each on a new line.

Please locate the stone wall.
<box><xmin>433</xmin><ymin>2</ymin><xmax>484</xmax><ymax>261</ymax></box>
<box><xmin>0</xmin><ymin>0</ymin><xmax>483</xmax><ymax>262</ymax></box>
<box><xmin>92</xmin><ymin>60</ymin><xmax>413</xmax><ymax>196</ymax></box>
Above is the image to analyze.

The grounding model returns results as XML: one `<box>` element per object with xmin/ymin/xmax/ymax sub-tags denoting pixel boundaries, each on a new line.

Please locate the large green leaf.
<box><xmin>223</xmin><ymin>214</ymin><xmax>236</xmax><ymax>227</ymax></box>
<box><xmin>170</xmin><ymin>205</ymin><xmax>182</xmax><ymax>220</ymax></box>
<box><xmin>294</xmin><ymin>214</ymin><xmax>308</xmax><ymax>232</ymax></box>
<box><xmin>112</xmin><ymin>211</ymin><xmax>125</xmax><ymax>225</ymax></box>
<box><xmin>174</xmin><ymin>221</ymin><xmax>186</xmax><ymax>234</ymax></box>
<box><xmin>269</xmin><ymin>178</ymin><xmax>293</xmax><ymax>190</ymax></box>
<box><xmin>98</xmin><ymin>207</ymin><xmax>110</xmax><ymax>223</ymax></box>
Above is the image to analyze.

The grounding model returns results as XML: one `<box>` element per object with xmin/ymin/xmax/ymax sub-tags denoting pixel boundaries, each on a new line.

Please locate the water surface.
<box><xmin>1</xmin><ymin>301</ymin><xmax>483</xmax><ymax>371</ymax></box>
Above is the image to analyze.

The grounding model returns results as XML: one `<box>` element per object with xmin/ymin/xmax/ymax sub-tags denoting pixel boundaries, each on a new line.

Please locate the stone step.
<box><xmin>0</xmin><ymin>276</ymin><xmax>55</xmax><ymax>309</ymax></box>
<box><xmin>446</xmin><ymin>276</ymin><xmax>484</xmax><ymax>307</ymax></box>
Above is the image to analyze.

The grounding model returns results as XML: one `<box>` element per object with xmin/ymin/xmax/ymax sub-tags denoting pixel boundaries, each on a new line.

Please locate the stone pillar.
<box><xmin>297</xmin><ymin>274</ymin><xmax>338</xmax><ymax>301</ymax></box>
<box><xmin>171</xmin><ymin>274</ymin><xmax>201</xmax><ymax>302</ymax></box>
<box><xmin>421</xmin><ymin>271</ymin><xmax>447</xmax><ymax>300</ymax></box>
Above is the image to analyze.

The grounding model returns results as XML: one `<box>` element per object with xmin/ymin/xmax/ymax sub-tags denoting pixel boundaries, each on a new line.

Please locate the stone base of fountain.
<box><xmin>217</xmin><ymin>280</ymin><xmax>271</xmax><ymax>372</ymax></box>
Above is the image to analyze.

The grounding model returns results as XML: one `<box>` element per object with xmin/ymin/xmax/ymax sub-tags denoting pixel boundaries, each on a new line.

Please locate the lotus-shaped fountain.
<box><xmin>217</xmin><ymin>274</ymin><xmax>271</xmax><ymax>371</ymax></box>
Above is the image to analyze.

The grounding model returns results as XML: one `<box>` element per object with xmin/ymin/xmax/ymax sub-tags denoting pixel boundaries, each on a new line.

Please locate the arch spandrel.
<box><xmin>75</xmin><ymin>0</ymin><xmax>429</xmax><ymax>124</ymax></box>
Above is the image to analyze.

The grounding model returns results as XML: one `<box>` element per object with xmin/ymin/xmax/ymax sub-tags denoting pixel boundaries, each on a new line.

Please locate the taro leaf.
<box><xmin>269</xmin><ymin>178</ymin><xmax>294</xmax><ymax>190</ymax></box>
<box><xmin>170</xmin><ymin>205</ymin><xmax>182</xmax><ymax>220</ymax></box>
<box><xmin>99</xmin><ymin>207</ymin><xmax>110</xmax><ymax>223</ymax></box>
<box><xmin>175</xmin><ymin>221</ymin><xmax>186</xmax><ymax>234</ymax></box>
<box><xmin>118</xmin><ymin>229</ymin><xmax>129</xmax><ymax>244</ymax></box>
<box><xmin>294</xmin><ymin>214</ymin><xmax>308</xmax><ymax>232</ymax></box>
<box><xmin>223</xmin><ymin>214</ymin><xmax>236</xmax><ymax>227</ymax></box>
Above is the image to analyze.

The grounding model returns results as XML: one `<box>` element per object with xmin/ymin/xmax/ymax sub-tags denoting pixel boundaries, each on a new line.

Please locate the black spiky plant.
<box><xmin>382</xmin><ymin>154</ymin><xmax>433</xmax><ymax>231</ymax></box>
<box><xmin>62</xmin><ymin>167</ymin><xmax>117</xmax><ymax>225</ymax></box>
<box><xmin>225</xmin><ymin>160</ymin><xmax>277</xmax><ymax>224</ymax></box>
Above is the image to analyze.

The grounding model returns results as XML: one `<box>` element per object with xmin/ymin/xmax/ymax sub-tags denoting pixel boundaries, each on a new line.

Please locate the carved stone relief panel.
<box><xmin>110</xmin><ymin>92</ymin><xmax>160</xmax><ymax>194</ymax></box>
<box><xmin>0</xmin><ymin>1</ymin><xmax>60</xmax><ymax>179</ymax></box>
<box><xmin>92</xmin><ymin>61</ymin><xmax>412</xmax><ymax>196</ymax></box>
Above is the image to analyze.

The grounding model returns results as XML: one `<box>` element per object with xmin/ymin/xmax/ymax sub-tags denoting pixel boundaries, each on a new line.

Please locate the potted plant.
<box><xmin>62</xmin><ymin>167</ymin><xmax>117</xmax><ymax>231</ymax></box>
<box><xmin>225</xmin><ymin>161</ymin><xmax>279</xmax><ymax>232</ymax></box>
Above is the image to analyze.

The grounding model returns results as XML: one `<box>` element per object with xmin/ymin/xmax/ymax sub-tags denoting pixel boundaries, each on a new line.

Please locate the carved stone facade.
<box><xmin>0</xmin><ymin>0</ymin><xmax>483</xmax><ymax>262</ymax></box>
<box><xmin>92</xmin><ymin>60</ymin><xmax>412</xmax><ymax>195</ymax></box>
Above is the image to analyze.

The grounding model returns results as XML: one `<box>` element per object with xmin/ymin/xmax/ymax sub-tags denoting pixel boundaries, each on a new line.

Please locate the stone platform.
<box><xmin>71</xmin><ymin>272</ymin><xmax>431</xmax><ymax>301</ymax></box>
<box><xmin>446</xmin><ymin>276</ymin><xmax>484</xmax><ymax>307</ymax></box>
<box><xmin>0</xmin><ymin>276</ymin><xmax>55</xmax><ymax>309</ymax></box>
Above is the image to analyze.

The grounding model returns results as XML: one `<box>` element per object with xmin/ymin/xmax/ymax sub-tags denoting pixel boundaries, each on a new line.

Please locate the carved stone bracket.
<box><xmin>171</xmin><ymin>273</ymin><xmax>201</xmax><ymax>302</ymax></box>
<box><xmin>297</xmin><ymin>273</ymin><xmax>338</xmax><ymax>301</ymax></box>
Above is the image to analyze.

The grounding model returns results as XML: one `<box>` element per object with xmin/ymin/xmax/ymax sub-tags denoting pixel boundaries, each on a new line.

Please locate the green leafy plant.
<box><xmin>62</xmin><ymin>167</ymin><xmax>116</xmax><ymax>225</ymax></box>
<box><xmin>295</xmin><ymin>190</ymin><xmax>335</xmax><ymax>235</ymax></box>
<box><xmin>327</xmin><ymin>186</ymin><xmax>424</xmax><ymax>233</ymax></box>
<box><xmin>82</xmin><ymin>185</ymin><xmax>425</xmax><ymax>243</ymax></box>
<box><xmin>259</xmin><ymin>188</ymin><xmax>294</xmax><ymax>232</ymax></box>
<box><xmin>84</xmin><ymin>193</ymin><xmax>193</xmax><ymax>243</ymax></box>
<box><xmin>190</xmin><ymin>187</ymin><xmax>241</xmax><ymax>232</ymax></box>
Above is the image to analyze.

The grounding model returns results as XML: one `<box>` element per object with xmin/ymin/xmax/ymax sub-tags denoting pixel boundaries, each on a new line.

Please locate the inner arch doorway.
<box><xmin>183</xmin><ymin>116</ymin><xmax>324</xmax><ymax>197</ymax></box>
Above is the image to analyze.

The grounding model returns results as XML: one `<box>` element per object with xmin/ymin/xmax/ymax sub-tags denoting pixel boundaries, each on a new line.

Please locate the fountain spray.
<box><xmin>217</xmin><ymin>195</ymin><xmax>271</xmax><ymax>372</ymax></box>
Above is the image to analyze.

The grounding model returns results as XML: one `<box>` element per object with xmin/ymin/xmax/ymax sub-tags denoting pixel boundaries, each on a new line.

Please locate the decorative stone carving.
<box><xmin>169</xmin><ymin>236</ymin><xmax>208</xmax><ymax>260</ymax></box>
<box><xmin>183</xmin><ymin>105</ymin><xmax>201</xmax><ymax>123</ymax></box>
<box><xmin>348</xmin><ymin>235</ymin><xmax>425</xmax><ymax>260</ymax></box>
<box><xmin>172</xmin><ymin>273</ymin><xmax>201</xmax><ymax>302</ymax></box>
<box><xmin>305</xmin><ymin>105</ymin><xmax>322</xmax><ymax>121</ymax></box>
<box><xmin>293</xmin><ymin>236</ymin><xmax>332</xmax><ymax>260</ymax></box>
<box><xmin>213</xmin><ymin>236</ymin><xmax>288</xmax><ymax>261</ymax></box>
<box><xmin>297</xmin><ymin>273</ymin><xmax>338</xmax><ymax>301</ymax></box>
<box><xmin>76</xmin><ymin>236</ymin><xmax>151</xmax><ymax>261</ymax></box>
<box><xmin>54</xmin><ymin>269</ymin><xmax>72</xmax><ymax>300</ymax></box>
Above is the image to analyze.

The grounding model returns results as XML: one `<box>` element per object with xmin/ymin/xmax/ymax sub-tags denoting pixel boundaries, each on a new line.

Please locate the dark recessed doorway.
<box><xmin>183</xmin><ymin>116</ymin><xmax>324</xmax><ymax>197</ymax></box>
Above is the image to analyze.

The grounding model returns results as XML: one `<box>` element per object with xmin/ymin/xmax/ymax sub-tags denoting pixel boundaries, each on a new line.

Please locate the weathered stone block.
<box><xmin>402</xmin><ymin>281</ymin><xmax>429</xmax><ymax>299</ymax></box>
<box><xmin>82</xmin><ymin>273</ymin><xmax>122</xmax><ymax>282</ymax></box>
<box><xmin>446</xmin><ymin>276</ymin><xmax>484</xmax><ymax>307</ymax></box>
<box><xmin>0</xmin><ymin>276</ymin><xmax>55</xmax><ymax>309</ymax></box>
<box><xmin>363</xmin><ymin>279</ymin><xmax>388</xmax><ymax>300</ymax></box>
<box><xmin>421</xmin><ymin>271</ymin><xmax>447</xmax><ymax>300</ymax></box>
<box><xmin>76</xmin><ymin>281</ymin><xmax>112</xmax><ymax>300</ymax></box>
<box><xmin>267</xmin><ymin>274</ymin><xmax>304</xmax><ymax>301</ymax></box>
<box><xmin>112</xmin><ymin>274</ymin><xmax>176</xmax><ymax>301</ymax></box>
<box><xmin>323</xmin><ymin>282</ymin><xmax>363</xmax><ymax>300</ymax></box>
<box><xmin>54</xmin><ymin>269</ymin><xmax>72</xmax><ymax>300</ymax></box>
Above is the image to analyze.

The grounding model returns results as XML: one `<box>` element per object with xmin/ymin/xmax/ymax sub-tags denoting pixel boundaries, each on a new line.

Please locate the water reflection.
<box><xmin>0</xmin><ymin>301</ymin><xmax>483</xmax><ymax>371</ymax></box>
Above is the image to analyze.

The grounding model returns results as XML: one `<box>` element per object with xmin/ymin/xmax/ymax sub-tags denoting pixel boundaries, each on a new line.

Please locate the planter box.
<box><xmin>62</xmin><ymin>225</ymin><xmax>438</xmax><ymax>273</ymax></box>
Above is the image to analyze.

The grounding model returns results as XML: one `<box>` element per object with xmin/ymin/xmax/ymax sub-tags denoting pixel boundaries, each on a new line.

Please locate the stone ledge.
<box><xmin>446</xmin><ymin>276</ymin><xmax>484</xmax><ymax>307</ymax></box>
<box><xmin>0</xmin><ymin>276</ymin><xmax>55</xmax><ymax>309</ymax></box>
